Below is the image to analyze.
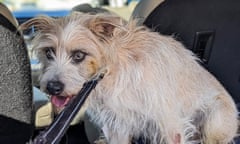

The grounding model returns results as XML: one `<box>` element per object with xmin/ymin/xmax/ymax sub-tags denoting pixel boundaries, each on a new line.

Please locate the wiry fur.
<box><xmin>20</xmin><ymin>12</ymin><xmax>238</xmax><ymax>144</ymax></box>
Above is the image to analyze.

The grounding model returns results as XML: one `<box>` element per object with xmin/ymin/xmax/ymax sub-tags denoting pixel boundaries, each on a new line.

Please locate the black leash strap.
<box><xmin>33</xmin><ymin>73</ymin><xmax>105</xmax><ymax>144</ymax></box>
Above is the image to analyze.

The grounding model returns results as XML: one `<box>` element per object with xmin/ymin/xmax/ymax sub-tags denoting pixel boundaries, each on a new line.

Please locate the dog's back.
<box><xmin>88</xmin><ymin>17</ymin><xmax>238</xmax><ymax>144</ymax></box>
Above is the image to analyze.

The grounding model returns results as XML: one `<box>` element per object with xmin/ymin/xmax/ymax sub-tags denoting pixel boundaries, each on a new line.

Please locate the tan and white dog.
<box><xmin>21</xmin><ymin>12</ymin><xmax>238</xmax><ymax>144</ymax></box>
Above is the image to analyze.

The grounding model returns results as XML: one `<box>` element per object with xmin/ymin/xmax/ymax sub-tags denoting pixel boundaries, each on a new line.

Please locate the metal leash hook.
<box><xmin>33</xmin><ymin>71</ymin><xmax>105</xmax><ymax>144</ymax></box>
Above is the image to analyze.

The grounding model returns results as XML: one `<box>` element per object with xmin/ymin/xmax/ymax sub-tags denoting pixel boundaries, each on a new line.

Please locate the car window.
<box><xmin>3</xmin><ymin>0</ymin><xmax>139</xmax><ymax>20</ymax></box>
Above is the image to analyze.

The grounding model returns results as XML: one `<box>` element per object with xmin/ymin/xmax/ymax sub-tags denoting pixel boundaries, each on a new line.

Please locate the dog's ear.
<box><xmin>88</xmin><ymin>15</ymin><xmax>126</xmax><ymax>39</ymax></box>
<box><xmin>19</xmin><ymin>15</ymin><xmax>55</xmax><ymax>32</ymax></box>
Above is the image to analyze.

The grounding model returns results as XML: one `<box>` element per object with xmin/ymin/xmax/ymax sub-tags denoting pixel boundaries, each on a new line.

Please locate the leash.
<box><xmin>32</xmin><ymin>71</ymin><xmax>105</xmax><ymax>144</ymax></box>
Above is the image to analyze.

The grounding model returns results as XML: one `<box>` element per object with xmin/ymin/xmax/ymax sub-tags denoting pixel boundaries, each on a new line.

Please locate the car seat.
<box><xmin>132</xmin><ymin>0</ymin><xmax>240</xmax><ymax>143</ymax></box>
<box><xmin>0</xmin><ymin>3</ymin><xmax>34</xmax><ymax>144</ymax></box>
<box><xmin>132</xmin><ymin>0</ymin><xmax>240</xmax><ymax>110</ymax></box>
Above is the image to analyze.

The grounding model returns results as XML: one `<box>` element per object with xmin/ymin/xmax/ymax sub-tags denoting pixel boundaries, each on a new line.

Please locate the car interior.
<box><xmin>0</xmin><ymin>0</ymin><xmax>239</xmax><ymax>143</ymax></box>
<box><xmin>0</xmin><ymin>3</ymin><xmax>33</xmax><ymax>143</ymax></box>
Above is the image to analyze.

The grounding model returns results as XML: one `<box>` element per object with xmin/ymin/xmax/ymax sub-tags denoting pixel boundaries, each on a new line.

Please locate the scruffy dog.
<box><xmin>21</xmin><ymin>12</ymin><xmax>238</xmax><ymax>144</ymax></box>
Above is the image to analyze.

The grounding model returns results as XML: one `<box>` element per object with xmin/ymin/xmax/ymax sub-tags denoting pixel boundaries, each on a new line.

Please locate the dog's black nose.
<box><xmin>46</xmin><ymin>81</ymin><xmax>64</xmax><ymax>95</ymax></box>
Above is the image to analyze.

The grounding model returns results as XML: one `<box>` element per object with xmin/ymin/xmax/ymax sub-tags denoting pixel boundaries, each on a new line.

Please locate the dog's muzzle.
<box><xmin>33</xmin><ymin>68</ymin><xmax>107</xmax><ymax>144</ymax></box>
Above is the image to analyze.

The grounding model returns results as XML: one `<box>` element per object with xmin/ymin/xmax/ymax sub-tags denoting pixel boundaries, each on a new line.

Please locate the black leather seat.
<box><xmin>0</xmin><ymin>3</ymin><xmax>34</xmax><ymax>144</ymax></box>
<box><xmin>133</xmin><ymin>0</ymin><xmax>240</xmax><ymax>110</ymax></box>
<box><xmin>132</xmin><ymin>0</ymin><xmax>240</xmax><ymax>142</ymax></box>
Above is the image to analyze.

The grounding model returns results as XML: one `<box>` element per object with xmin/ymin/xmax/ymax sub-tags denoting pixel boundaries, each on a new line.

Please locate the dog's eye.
<box><xmin>44</xmin><ymin>47</ymin><xmax>54</xmax><ymax>60</ymax></box>
<box><xmin>71</xmin><ymin>50</ymin><xmax>86</xmax><ymax>64</ymax></box>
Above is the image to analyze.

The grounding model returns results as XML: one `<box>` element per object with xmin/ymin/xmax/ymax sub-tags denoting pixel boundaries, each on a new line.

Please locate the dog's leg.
<box><xmin>162</xmin><ymin>124</ymin><xmax>185</xmax><ymax>144</ymax></box>
<box><xmin>203</xmin><ymin>94</ymin><xmax>238</xmax><ymax>144</ymax></box>
<box><xmin>102</xmin><ymin>125</ymin><xmax>131</xmax><ymax>144</ymax></box>
<box><xmin>166</xmin><ymin>120</ymin><xmax>200</xmax><ymax>144</ymax></box>
<box><xmin>162</xmin><ymin>132</ymin><xmax>184</xmax><ymax>144</ymax></box>
<box><xmin>172</xmin><ymin>133</ymin><xmax>181</xmax><ymax>144</ymax></box>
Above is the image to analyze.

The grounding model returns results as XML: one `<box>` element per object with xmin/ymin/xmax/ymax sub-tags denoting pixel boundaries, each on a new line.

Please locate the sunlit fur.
<box><xmin>21</xmin><ymin>12</ymin><xmax>238</xmax><ymax>144</ymax></box>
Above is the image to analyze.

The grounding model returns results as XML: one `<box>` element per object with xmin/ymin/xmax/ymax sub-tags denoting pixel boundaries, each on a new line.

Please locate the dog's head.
<box><xmin>20</xmin><ymin>12</ymin><xmax>130</xmax><ymax>112</ymax></box>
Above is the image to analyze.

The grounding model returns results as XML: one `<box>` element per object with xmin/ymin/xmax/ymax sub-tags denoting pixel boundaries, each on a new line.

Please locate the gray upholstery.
<box><xmin>0</xmin><ymin>7</ymin><xmax>33</xmax><ymax>142</ymax></box>
<box><xmin>0</xmin><ymin>26</ymin><xmax>33</xmax><ymax>124</ymax></box>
